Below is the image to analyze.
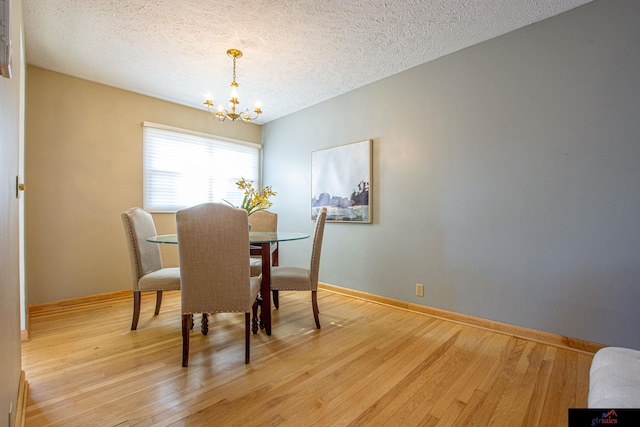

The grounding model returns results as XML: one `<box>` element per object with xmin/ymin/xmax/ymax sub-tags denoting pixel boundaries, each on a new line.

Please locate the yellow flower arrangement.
<box><xmin>230</xmin><ymin>178</ymin><xmax>277</xmax><ymax>216</ymax></box>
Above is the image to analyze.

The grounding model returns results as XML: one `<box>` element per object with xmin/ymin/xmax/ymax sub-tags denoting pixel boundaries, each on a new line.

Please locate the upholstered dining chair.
<box><xmin>269</xmin><ymin>207</ymin><xmax>327</xmax><ymax>329</ymax></box>
<box><xmin>249</xmin><ymin>209</ymin><xmax>278</xmax><ymax>232</ymax></box>
<box><xmin>176</xmin><ymin>202</ymin><xmax>261</xmax><ymax>367</ymax></box>
<box><xmin>121</xmin><ymin>207</ymin><xmax>181</xmax><ymax>330</ymax></box>
<box><xmin>249</xmin><ymin>210</ymin><xmax>278</xmax><ymax>278</ymax></box>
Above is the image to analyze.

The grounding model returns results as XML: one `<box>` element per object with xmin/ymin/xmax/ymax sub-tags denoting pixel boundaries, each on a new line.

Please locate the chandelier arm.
<box><xmin>240</xmin><ymin>108</ymin><xmax>261</xmax><ymax>123</ymax></box>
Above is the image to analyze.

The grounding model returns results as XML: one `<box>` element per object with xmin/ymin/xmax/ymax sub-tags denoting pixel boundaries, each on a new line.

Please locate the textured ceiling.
<box><xmin>22</xmin><ymin>0</ymin><xmax>592</xmax><ymax>124</ymax></box>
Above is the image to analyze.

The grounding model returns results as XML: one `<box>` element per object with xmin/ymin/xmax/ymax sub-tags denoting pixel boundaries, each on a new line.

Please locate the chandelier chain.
<box><xmin>232</xmin><ymin>56</ymin><xmax>237</xmax><ymax>85</ymax></box>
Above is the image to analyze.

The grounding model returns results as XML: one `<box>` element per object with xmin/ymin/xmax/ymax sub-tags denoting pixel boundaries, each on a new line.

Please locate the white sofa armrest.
<box><xmin>589</xmin><ymin>347</ymin><xmax>640</xmax><ymax>408</ymax></box>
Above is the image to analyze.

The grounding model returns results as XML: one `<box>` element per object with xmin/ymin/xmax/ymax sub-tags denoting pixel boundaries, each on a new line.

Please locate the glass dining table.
<box><xmin>147</xmin><ymin>231</ymin><xmax>309</xmax><ymax>335</ymax></box>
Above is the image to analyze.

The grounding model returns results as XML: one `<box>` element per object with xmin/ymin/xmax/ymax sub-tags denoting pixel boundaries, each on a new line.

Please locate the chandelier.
<box><xmin>204</xmin><ymin>49</ymin><xmax>262</xmax><ymax>124</ymax></box>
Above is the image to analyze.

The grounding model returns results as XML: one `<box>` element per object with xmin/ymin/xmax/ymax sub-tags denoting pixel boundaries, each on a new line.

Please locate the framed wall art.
<box><xmin>311</xmin><ymin>139</ymin><xmax>372</xmax><ymax>223</ymax></box>
<box><xmin>0</xmin><ymin>0</ymin><xmax>12</xmax><ymax>79</ymax></box>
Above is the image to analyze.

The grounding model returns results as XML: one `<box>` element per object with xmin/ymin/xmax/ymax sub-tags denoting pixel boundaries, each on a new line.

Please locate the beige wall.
<box><xmin>25</xmin><ymin>66</ymin><xmax>262</xmax><ymax>304</ymax></box>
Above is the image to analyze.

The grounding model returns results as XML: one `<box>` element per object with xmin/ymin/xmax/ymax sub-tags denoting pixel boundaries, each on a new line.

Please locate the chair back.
<box><xmin>309</xmin><ymin>208</ymin><xmax>327</xmax><ymax>288</ymax></box>
<box><xmin>249</xmin><ymin>210</ymin><xmax>277</xmax><ymax>232</ymax></box>
<box><xmin>121</xmin><ymin>208</ymin><xmax>163</xmax><ymax>289</ymax></box>
<box><xmin>176</xmin><ymin>203</ymin><xmax>252</xmax><ymax>314</ymax></box>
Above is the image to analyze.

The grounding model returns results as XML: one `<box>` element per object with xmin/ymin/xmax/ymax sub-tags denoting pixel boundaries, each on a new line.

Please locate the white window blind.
<box><xmin>143</xmin><ymin>123</ymin><xmax>260</xmax><ymax>212</ymax></box>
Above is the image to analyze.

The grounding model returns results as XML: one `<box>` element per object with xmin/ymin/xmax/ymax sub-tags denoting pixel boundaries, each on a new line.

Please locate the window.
<box><xmin>142</xmin><ymin>122</ymin><xmax>260</xmax><ymax>212</ymax></box>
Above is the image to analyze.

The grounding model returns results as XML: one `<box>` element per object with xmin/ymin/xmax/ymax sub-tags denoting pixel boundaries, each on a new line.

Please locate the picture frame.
<box><xmin>0</xmin><ymin>0</ymin><xmax>12</xmax><ymax>79</ymax></box>
<box><xmin>311</xmin><ymin>139</ymin><xmax>372</xmax><ymax>223</ymax></box>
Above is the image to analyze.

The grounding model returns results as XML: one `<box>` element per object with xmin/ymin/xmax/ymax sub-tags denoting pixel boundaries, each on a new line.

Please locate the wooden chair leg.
<box><xmin>272</xmin><ymin>290</ymin><xmax>279</xmax><ymax>309</ymax></box>
<box><xmin>251</xmin><ymin>299</ymin><xmax>259</xmax><ymax>334</ymax></box>
<box><xmin>312</xmin><ymin>290</ymin><xmax>321</xmax><ymax>329</ymax></box>
<box><xmin>182</xmin><ymin>314</ymin><xmax>192</xmax><ymax>367</ymax></box>
<box><xmin>154</xmin><ymin>290</ymin><xmax>163</xmax><ymax>315</ymax></box>
<box><xmin>201</xmin><ymin>313</ymin><xmax>209</xmax><ymax>336</ymax></box>
<box><xmin>131</xmin><ymin>291</ymin><xmax>141</xmax><ymax>330</ymax></box>
<box><xmin>257</xmin><ymin>293</ymin><xmax>264</xmax><ymax>330</ymax></box>
<box><xmin>245</xmin><ymin>313</ymin><xmax>250</xmax><ymax>364</ymax></box>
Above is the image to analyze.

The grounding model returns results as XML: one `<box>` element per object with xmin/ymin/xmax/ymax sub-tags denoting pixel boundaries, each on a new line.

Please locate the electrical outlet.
<box><xmin>416</xmin><ymin>283</ymin><xmax>424</xmax><ymax>297</ymax></box>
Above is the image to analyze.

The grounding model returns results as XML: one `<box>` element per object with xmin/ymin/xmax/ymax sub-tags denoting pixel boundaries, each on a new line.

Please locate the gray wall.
<box><xmin>262</xmin><ymin>0</ymin><xmax>640</xmax><ymax>349</ymax></box>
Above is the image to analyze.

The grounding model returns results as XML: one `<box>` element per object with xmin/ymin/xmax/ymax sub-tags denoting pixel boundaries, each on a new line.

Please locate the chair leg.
<box><xmin>257</xmin><ymin>293</ymin><xmax>264</xmax><ymax>330</ymax></box>
<box><xmin>131</xmin><ymin>291</ymin><xmax>141</xmax><ymax>330</ymax></box>
<box><xmin>272</xmin><ymin>290</ymin><xmax>279</xmax><ymax>309</ymax></box>
<box><xmin>201</xmin><ymin>313</ymin><xmax>209</xmax><ymax>336</ymax></box>
<box><xmin>182</xmin><ymin>314</ymin><xmax>192</xmax><ymax>367</ymax></box>
<box><xmin>251</xmin><ymin>299</ymin><xmax>259</xmax><ymax>334</ymax></box>
<box><xmin>154</xmin><ymin>290</ymin><xmax>163</xmax><ymax>315</ymax></box>
<box><xmin>245</xmin><ymin>312</ymin><xmax>250</xmax><ymax>364</ymax></box>
<box><xmin>312</xmin><ymin>290</ymin><xmax>321</xmax><ymax>329</ymax></box>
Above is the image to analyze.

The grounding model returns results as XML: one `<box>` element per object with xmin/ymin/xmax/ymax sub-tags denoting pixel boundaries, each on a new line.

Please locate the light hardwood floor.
<box><xmin>22</xmin><ymin>289</ymin><xmax>593</xmax><ymax>426</ymax></box>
